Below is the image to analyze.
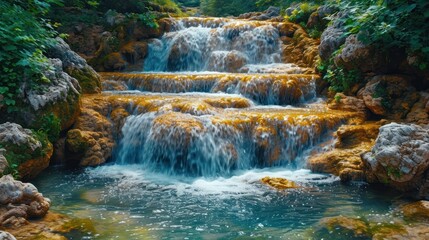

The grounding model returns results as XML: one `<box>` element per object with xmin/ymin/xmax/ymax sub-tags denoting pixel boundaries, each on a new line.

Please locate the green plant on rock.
<box><xmin>0</xmin><ymin>0</ymin><xmax>60</xmax><ymax>112</ymax></box>
<box><xmin>35</xmin><ymin>113</ymin><xmax>62</xmax><ymax>143</ymax></box>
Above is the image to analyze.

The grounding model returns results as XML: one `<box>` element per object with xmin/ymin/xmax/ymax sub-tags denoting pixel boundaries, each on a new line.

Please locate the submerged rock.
<box><xmin>261</xmin><ymin>177</ymin><xmax>299</xmax><ymax>190</ymax></box>
<box><xmin>362</xmin><ymin>123</ymin><xmax>429</xmax><ymax>198</ymax></box>
<box><xmin>314</xmin><ymin>216</ymin><xmax>371</xmax><ymax>239</ymax></box>
<box><xmin>401</xmin><ymin>201</ymin><xmax>429</xmax><ymax>221</ymax></box>
<box><xmin>0</xmin><ymin>175</ymin><xmax>50</xmax><ymax>227</ymax></box>
<box><xmin>0</xmin><ymin>123</ymin><xmax>53</xmax><ymax>179</ymax></box>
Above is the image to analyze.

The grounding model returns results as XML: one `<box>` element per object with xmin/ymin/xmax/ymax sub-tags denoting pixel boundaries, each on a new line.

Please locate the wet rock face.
<box><xmin>362</xmin><ymin>123</ymin><xmax>429</xmax><ymax>197</ymax></box>
<box><xmin>0</xmin><ymin>175</ymin><xmax>50</xmax><ymax>228</ymax></box>
<box><xmin>0</xmin><ymin>123</ymin><xmax>53</xmax><ymax>179</ymax></box>
<box><xmin>47</xmin><ymin>37</ymin><xmax>102</xmax><ymax>93</ymax></box>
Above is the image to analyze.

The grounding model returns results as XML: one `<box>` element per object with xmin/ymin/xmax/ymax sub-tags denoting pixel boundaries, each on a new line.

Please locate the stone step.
<box><xmin>101</xmin><ymin>72</ymin><xmax>319</xmax><ymax>105</ymax></box>
<box><xmin>71</xmin><ymin>93</ymin><xmax>360</xmax><ymax>175</ymax></box>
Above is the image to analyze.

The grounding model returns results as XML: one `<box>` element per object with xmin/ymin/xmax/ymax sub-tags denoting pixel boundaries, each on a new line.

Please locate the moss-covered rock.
<box><xmin>48</xmin><ymin>37</ymin><xmax>102</xmax><ymax>94</ymax></box>
<box><xmin>0</xmin><ymin>123</ymin><xmax>53</xmax><ymax>180</ymax></box>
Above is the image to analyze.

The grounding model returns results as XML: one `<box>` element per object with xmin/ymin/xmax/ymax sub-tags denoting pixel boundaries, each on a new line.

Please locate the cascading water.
<box><xmin>32</xmin><ymin>16</ymin><xmax>406</xmax><ymax>240</ymax></box>
<box><xmin>109</xmin><ymin>17</ymin><xmax>344</xmax><ymax>177</ymax></box>
<box><xmin>144</xmin><ymin>18</ymin><xmax>282</xmax><ymax>72</ymax></box>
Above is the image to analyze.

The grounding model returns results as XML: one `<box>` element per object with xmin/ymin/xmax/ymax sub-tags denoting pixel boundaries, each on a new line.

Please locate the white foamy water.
<box><xmin>86</xmin><ymin>165</ymin><xmax>339</xmax><ymax>198</ymax></box>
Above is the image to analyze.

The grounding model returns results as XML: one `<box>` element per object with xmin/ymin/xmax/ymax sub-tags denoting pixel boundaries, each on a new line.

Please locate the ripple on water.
<box><xmin>33</xmin><ymin>165</ymin><xmax>399</xmax><ymax>239</ymax></box>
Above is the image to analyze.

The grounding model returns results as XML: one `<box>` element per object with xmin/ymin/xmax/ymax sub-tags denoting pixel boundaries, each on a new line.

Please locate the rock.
<box><xmin>0</xmin><ymin>123</ymin><xmax>53</xmax><ymax>179</ymax></box>
<box><xmin>362</xmin><ymin>123</ymin><xmax>429</xmax><ymax>197</ymax></box>
<box><xmin>120</xmin><ymin>41</ymin><xmax>148</xmax><ymax>70</ymax></box>
<box><xmin>319</xmin><ymin>17</ymin><xmax>347</xmax><ymax>61</ymax></box>
<box><xmin>357</xmin><ymin>75</ymin><xmax>419</xmax><ymax>119</ymax></box>
<box><xmin>0</xmin><ymin>58</ymin><xmax>81</xmax><ymax>132</ymax></box>
<box><xmin>0</xmin><ymin>231</ymin><xmax>16</xmax><ymax>240</ymax></box>
<box><xmin>334</xmin><ymin>34</ymin><xmax>405</xmax><ymax>74</ymax></box>
<box><xmin>307</xmin><ymin>5</ymin><xmax>335</xmax><ymax>29</ymax></box>
<box><xmin>4</xmin><ymin>212</ymin><xmax>95</xmax><ymax>239</ymax></box>
<box><xmin>261</xmin><ymin>177</ymin><xmax>299</xmax><ymax>190</ymax></box>
<box><xmin>308</xmin><ymin>123</ymin><xmax>380</xmax><ymax>182</ymax></box>
<box><xmin>401</xmin><ymin>201</ymin><xmax>429</xmax><ymax>221</ymax></box>
<box><xmin>47</xmin><ymin>38</ymin><xmax>102</xmax><ymax>93</ymax></box>
<box><xmin>238</xmin><ymin>6</ymin><xmax>280</xmax><ymax>21</ymax></box>
<box><xmin>0</xmin><ymin>149</ymin><xmax>8</xmax><ymax>176</ymax></box>
<box><xmin>207</xmin><ymin>51</ymin><xmax>247</xmax><ymax>72</ymax></box>
<box><xmin>314</xmin><ymin>216</ymin><xmax>371</xmax><ymax>239</ymax></box>
<box><xmin>406</xmin><ymin>92</ymin><xmax>429</xmax><ymax>125</ymax></box>
<box><xmin>103</xmin><ymin>52</ymin><xmax>128</xmax><ymax>72</ymax></box>
<box><xmin>328</xmin><ymin>93</ymin><xmax>368</xmax><ymax>121</ymax></box>
<box><xmin>0</xmin><ymin>175</ymin><xmax>50</xmax><ymax>227</ymax></box>
<box><xmin>282</xmin><ymin>27</ymin><xmax>320</xmax><ymax>69</ymax></box>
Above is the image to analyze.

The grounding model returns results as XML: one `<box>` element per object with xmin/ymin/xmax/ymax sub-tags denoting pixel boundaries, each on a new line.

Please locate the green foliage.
<box><xmin>318</xmin><ymin>53</ymin><xmax>361</xmax><ymax>93</ymax></box>
<box><xmin>35</xmin><ymin>113</ymin><xmax>62</xmax><ymax>143</ymax></box>
<box><xmin>175</xmin><ymin>0</ymin><xmax>200</xmax><ymax>7</ymax></box>
<box><xmin>327</xmin><ymin>0</ymin><xmax>429</xmax><ymax>69</ymax></box>
<box><xmin>285</xmin><ymin>3</ymin><xmax>319</xmax><ymax>26</ymax></box>
<box><xmin>201</xmin><ymin>0</ymin><xmax>260</xmax><ymax>17</ymax></box>
<box><xmin>334</xmin><ymin>94</ymin><xmax>342</xmax><ymax>103</ymax></box>
<box><xmin>0</xmin><ymin>0</ymin><xmax>59</xmax><ymax>110</ymax></box>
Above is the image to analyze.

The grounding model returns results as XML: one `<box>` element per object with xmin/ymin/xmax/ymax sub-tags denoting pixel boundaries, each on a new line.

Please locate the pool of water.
<box><xmin>33</xmin><ymin>165</ymin><xmax>402</xmax><ymax>239</ymax></box>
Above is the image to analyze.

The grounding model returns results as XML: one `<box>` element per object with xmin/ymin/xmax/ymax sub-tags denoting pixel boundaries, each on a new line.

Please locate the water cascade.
<box><xmin>32</xmin><ymin>17</ymin><xmax>403</xmax><ymax>240</ymax></box>
<box><xmin>99</xmin><ymin>17</ymin><xmax>359</xmax><ymax>177</ymax></box>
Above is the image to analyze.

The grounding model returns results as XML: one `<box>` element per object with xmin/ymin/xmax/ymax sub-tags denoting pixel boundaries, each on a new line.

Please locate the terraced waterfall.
<box><xmin>34</xmin><ymin>18</ymin><xmax>395</xmax><ymax>239</ymax></box>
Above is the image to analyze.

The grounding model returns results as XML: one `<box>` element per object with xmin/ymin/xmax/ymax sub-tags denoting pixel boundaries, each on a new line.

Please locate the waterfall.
<box><xmin>144</xmin><ymin>18</ymin><xmax>282</xmax><ymax>72</ymax></box>
<box><xmin>107</xmin><ymin>17</ymin><xmax>350</xmax><ymax>177</ymax></box>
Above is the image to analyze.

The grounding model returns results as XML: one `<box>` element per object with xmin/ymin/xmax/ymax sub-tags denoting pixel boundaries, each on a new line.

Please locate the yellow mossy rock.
<box><xmin>261</xmin><ymin>177</ymin><xmax>299</xmax><ymax>190</ymax></box>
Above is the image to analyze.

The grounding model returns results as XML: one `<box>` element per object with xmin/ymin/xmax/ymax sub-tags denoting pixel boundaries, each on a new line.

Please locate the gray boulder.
<box><xmin>362</xmin><ymin>123</ymin><xmax>429</xmax><ymax>198</ymax></box>
<box><xmin>0</xmin><ymin>231</ymin><xmax>16</xmax><ymax>240</ymax></box>
<box><xmin>318</xmin><ymin>13</ymin><xmax>347</xmax><ymax>61</ymax></box>
<box><xmin>0</xmin><ymin>175</ymin><xmax>50</xmax><ymax>227</ymax></box>
<box><xmin>48</xmin><ymin>37</ymin><xmax>102</xmax><ymax>93</ymax></box>
<box><xmin>0</xmin><ymin>123</ymin><xmax>53</xmax><ymax>179</ymax></box>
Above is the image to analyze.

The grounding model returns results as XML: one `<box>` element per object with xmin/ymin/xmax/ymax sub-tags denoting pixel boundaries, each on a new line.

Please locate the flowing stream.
<box><xmin>34</xmin><ymin>17</ymin><xmax>404</xmax><ymax>239</ymax></box>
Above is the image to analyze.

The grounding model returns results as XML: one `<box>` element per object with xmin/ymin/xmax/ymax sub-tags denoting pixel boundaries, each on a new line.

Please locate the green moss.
<box><xmin>69</xmin><ymin>67</ymin><xmax>101</xmax><ymax>94</ymax></box>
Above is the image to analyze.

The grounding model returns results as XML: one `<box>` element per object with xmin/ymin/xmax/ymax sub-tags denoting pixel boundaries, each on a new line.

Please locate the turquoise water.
<box><xmin>34</xmin><ymin>165</ymin><xmax>402</xmax><ymax>239</ymax></box>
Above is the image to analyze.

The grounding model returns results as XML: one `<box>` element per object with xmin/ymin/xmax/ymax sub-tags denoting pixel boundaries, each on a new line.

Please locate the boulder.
<box><xmin>0</xmin><ymin>231</ymin><xmax>16</xmax><ymax>240</ymax></box>
<box><xmin>328</xmin><ymin>93</ymin><xmax>368</xmax><ymax>121</ymax></box>
<box><xmin>0</xmin><ymin>175</ymin><xmax>50</xmax><ymax>227</ymax></box>
<box><xmin>362</xmin><ymin>123</ymin><xmax>429</xmax><ymax>197</ymax></box>
<box><xmin>319</xmin><ymin>17</ymin><xmax>347</xmax><ymax>61</ymax></box>
<box><xmin>401</xmin><ymin>201</ymin><xmax>429</xmax><ymax>221</ymax></box>
<box><xmin>406</xmin><ymin>91</ymin><xmax>429</xmax><ymax>125</ymax></box>
<box><xmin>120</xmin><ymin>41</ymin><xmax>148</xmax><ymax>69</ymax></box>
<box><xmin>357</xmin><ymin>75</ymin><xmax>419</xmax><ymax>119</ymax></box>
<box><xmin>0</xmin><ymin>58</ymin><xmax>81</xmax><ymax>132</ymax></box>
<box><xmin>308</xmin><ymin>123</ymin><xmax>380</xmax><ymax>182</ymax></box>
<box><xmin>0</xmin><ymin>123</ymin><xmax>53</xmax><ymax>179</ymax></box>
<box><xmin>47</xmin><ymin>37</ymin><xmax>102</xmax><ymax>93</ymax></box>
